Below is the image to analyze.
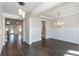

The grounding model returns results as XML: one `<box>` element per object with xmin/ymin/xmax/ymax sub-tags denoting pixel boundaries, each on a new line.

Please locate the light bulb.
<box><xmin>22</xmin><ymin>11</ymin><xmax>25</xmax><ymax>18</ymax></box>
<box><xmin>6</xmin><ymin>21</ymin><xmax>10</xmax><ymax>24</ymax></box>
<box><xmin>57</xmin><ymin>21</ymin><xmax>61</xmax><ymax>26</ymax></box>
<box><xmin>11</xmin><ymin>29</ymin><xmax>14</xmax><ymax>33</ymax></box>
<box><xmin>61</xmin><ymin>21</ymin><xmax>64</xmax><ymax>25</ymax></box>
<box><xmin>5</xmin><ymin>28</ymin><xmax>8</xmax><ymax>31</ymax></box>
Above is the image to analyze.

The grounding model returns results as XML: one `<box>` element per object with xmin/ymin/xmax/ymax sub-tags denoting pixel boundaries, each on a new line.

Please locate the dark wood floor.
<box><xmin>1</xmin><ymin>38</ymin><xmax>79</xmax><ymax>56</ymax></box>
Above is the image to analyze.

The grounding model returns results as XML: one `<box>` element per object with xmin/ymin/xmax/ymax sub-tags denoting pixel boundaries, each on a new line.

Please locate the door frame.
<box><xmin>4</xmin><ymin>15</ymin><xmax>24</xmax><ymax>44</ymax></box>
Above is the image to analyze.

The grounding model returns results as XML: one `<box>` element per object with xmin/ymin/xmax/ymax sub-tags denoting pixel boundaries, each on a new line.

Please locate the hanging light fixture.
<box><xmin>54</xmin><ymin>8</ymin><xmax>64</xmax><ymax>28</ymax></box>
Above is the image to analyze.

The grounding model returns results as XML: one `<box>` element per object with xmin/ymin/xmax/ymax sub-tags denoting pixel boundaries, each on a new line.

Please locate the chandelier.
<box><xmin>54</xmin><ymin>9</ymin><xmax>64</xmax><ymax>28</ymax></box>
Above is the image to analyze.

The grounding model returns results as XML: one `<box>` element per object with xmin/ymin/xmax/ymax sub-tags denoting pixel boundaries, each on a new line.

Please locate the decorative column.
<box><xmin>41</xmin><ymin>21</ymin><xmax>46</xmax><ymax>42</ymax></box>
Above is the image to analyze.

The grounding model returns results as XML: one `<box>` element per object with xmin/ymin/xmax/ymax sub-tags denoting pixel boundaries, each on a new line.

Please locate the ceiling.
<box><xmin>1</xmin><ymin>2</ymin><xmax>43</xmax><ymax>16</ymax></box>
<box><xmin>1</xmin><ymin>2</ymin><xmax>64</xmax><ymax>19</ymax></box>
<box><xmin>37</xmin><ymin>2</ymin><xmax>79</xmax><ymax>20</ymax></box>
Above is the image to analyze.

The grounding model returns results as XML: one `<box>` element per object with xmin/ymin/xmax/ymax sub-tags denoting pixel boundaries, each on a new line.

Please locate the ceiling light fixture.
<box><xmin>22</xmin><ymin>11</ymin><xmax>25</xmax><ymax>18</ymax></box>
<box><xmin>5</xmin><ymin>28</ymin><xmax>9</xmax><ymax>31</ymax></box>
<box><xmin>18</xmin><ymin>2</ymin><xmax>25</xmax><ymax>6</ymax></box>
<box><xmin>19</xmin><ymin>9</ymin><xmax>22</xmax><ymax>15</ymax></box>
<box><xmin>6</xmin><ymin>21</ymin><xmax>10</xmax><ymax>24</ymax></box>
<box><xmin>19</xmin><ymin>9</ymin><xmax>25</xmax><ymax>18</ymax></box>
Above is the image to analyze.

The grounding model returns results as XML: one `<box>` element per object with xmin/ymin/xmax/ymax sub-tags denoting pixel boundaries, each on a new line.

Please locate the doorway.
<box><xmin>5</xmin><ymin>18</ymin><xmax>23</xmax><ymax>45</ymax></box>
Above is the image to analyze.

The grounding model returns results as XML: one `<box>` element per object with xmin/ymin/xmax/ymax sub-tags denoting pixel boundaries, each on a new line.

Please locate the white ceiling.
<box><xmin>1</xmin><ymin>2</ymin><xmax>64</xmax><ymax>19</ymax></box>
<box><xmin>38</xmin><ymin>2</ymin><xmax>79</xmax><ymax>20</ymax></box>
<box><xmin>1</xmin><ymin>2</ymin><xmax>43</xmax><ymax>15</ymax></box>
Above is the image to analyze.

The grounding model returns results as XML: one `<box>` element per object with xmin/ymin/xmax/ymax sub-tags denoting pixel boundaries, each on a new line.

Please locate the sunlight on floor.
<box><xmin>64</xmin><ymin>50</ymin><xmax>79</xmax><ymax>56</ymax></box>
<box><xmin>64</xmin><ymin>54</ymin><xmax>73</xmax><ymax>56</ymax></box>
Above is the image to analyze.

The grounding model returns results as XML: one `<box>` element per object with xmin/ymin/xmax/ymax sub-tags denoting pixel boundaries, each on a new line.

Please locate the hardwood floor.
<box><xmin>1</xmin><ymin>38</ymin><xmax>79</xmax><ymax>56</ymax></box>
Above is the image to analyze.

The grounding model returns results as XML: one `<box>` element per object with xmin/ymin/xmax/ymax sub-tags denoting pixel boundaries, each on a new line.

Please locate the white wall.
<box><xmin>51</xmin><ymin>15</ymin><xmax>78</xmax><ymax>44</ymax></box>
<box><xmin>0</xmin><ymin>3</ymin><xmax>5</xmax><ymax>54</ymax></box>
<box><xmin>23</xmin><ymin>13</ymin><xmax>30</xmax><ymax>44</ymax></box>
<box><xmin>30</xmin><ymin>17</ymin><xmax>53</xmax><ymax>44</ymax></box>
<box><xmin>30</xmin><ymin>16</ymin><xmax>79</xmax><ymax>44</ymax></box>
<box><xmin>45</xmin><ymin>2</ymin><xmax>79</xmax><ymax>44</ymax></box>
<box><xmin>30</xmin><ymin>17</ymin><xmax>42</xmax><ymax>43</ymax></box>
